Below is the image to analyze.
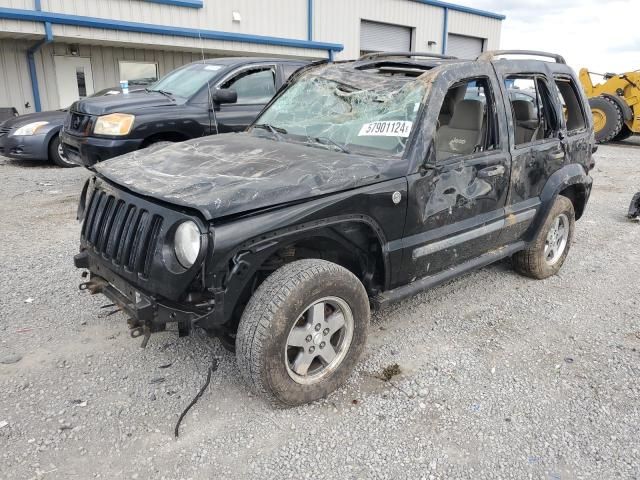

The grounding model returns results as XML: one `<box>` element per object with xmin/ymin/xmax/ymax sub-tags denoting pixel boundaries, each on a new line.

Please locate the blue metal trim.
<box><xmin>410</xmin><ymin>0</ymin><xmax>505</xmax><ymax>20</ymax></box>
<box><xmin>441</xmin><ymin>7</ymin><xmax>448</xmax><ymax>55</ymax></box>
<box><xmin>328</xmin><ymin>49</ymin><xmax>334</xmax><ymax>62</ymax></box>
<box><xmin>143</xmin><ymin>0</ymin><xmax>203</xmax><ymax>7</ymax></box>
<box><xmin>307</xmin><ymin>0</ymin><xmax>313</xmax><ymax>41</ymax></box>
<box><xmin>27</xmin><ymin>49</ymin><xmax>42</xmax><ymax>112</ymax></box>
<box><xmin>0</xmin><ymin>8</ymin><xmax>343</xmax><ymax>52</ymax></box>
<box><xmin>27</xmin><ymin>0</ymin><xmax>53</xmax><ymax>112</ymax></box>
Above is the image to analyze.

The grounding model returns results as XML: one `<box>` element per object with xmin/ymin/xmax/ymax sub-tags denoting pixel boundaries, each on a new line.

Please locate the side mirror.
<box><xmin>211</xmin><ymin>88</ymin><xmax>237</xmax><ymax>105</ymax></box>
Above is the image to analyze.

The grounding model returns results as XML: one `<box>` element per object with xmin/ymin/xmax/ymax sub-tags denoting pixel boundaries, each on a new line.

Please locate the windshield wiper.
<box><xmin>254</xmin><ymin>123</ymin><xmax>287</xmax><ymax>141</ymax></box>
<box><xmin>146</xmin><ymin>88</ymin><xmax>174</xmax><ymax>100</ymax></box>
<box><xmin>309</xmin><ymin>136</ymin><xmax>350</xmax><ymax>154</ymax></box>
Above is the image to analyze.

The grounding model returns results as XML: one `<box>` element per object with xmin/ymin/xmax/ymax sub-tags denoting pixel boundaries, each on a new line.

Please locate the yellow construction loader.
<box><xmin>579</xmin><ymin>68</ymin><xmax>639</xmax><ymax>143</ymax></box>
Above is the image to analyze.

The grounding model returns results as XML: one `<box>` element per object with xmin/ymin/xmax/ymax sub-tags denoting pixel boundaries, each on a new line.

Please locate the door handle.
<box><xmin>477</xmin><ymin>165</ymin><xmax>505</xmax><ymax>178</ymax></box>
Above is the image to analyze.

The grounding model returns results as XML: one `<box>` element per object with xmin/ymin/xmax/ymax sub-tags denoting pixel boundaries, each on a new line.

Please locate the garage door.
<box><xmin>360</xmin><ymin>20</ymin><xmax>412</xmax><ymax>54</ymax></box>
<box><xmin>447</xmin><ymin>34</ymin><xmax>484</xmax><ymax>59</ymax></box>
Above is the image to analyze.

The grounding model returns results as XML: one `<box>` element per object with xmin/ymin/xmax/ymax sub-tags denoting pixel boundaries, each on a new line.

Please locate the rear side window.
<box><xmin>435</xmin><ymin>77</ymin><xmax>499</xmax><ymax>161</ymax></box>
<box><xmin>554</xmin><ymin>77</ymin><xmax>587</xmax><ymax>132</ymax></box>
<box><xmin>507</xmin><ymin>76</ymin><xmax>560</xmax><ymax>147</ymax></box>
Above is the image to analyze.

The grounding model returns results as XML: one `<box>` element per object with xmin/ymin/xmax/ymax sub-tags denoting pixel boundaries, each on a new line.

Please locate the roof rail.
<box><xmin>359</xmin><ymin>51</ymin><xmax>458</xmax><ymax>61</ymax></box>
<box><xmin>477</xmin><ymin>50</ymin><xmax>566</xmax><ymax>64</ymax></box>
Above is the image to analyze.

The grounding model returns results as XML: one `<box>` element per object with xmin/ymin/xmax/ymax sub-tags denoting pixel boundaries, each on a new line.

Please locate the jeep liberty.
<box><xmin>74</xmin><ymin>50</ymin><xmax>594</xmax><ymax>406</ymax></box>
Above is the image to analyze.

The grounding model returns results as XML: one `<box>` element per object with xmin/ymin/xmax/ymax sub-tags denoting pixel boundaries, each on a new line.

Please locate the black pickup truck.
<box><xmin>61</xmin><ymin>57</ymin><xmax>307</xmax><ymax>167</ymax></box>
<box><xmin>74</xmin><ymin>50</ymin><xmax>594</xmax><ymax>406</ymax></box>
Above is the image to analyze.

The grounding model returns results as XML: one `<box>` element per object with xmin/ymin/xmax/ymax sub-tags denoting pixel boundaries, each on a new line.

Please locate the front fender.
<box><xmin>205</xmin><ymin>210</ymin><xmax>390</xmax><ymax>329</ymax></box>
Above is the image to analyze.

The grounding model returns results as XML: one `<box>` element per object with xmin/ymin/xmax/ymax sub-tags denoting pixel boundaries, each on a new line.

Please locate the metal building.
<box><xmin>0</xmin><ymin>0</ymin><xmax>504</xmax><ymax>113</ymax></box>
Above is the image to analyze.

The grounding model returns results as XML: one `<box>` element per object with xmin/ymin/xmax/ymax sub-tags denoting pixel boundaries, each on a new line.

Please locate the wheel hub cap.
<box><xmin>284</xmin><ymin>296</ymin><xmax>354</xmax><ymax>385</ymax></box>
<box><xmin>544</xmin><ymin>213</ymin><xmax>569</xmax><ymax>266</ymax></box>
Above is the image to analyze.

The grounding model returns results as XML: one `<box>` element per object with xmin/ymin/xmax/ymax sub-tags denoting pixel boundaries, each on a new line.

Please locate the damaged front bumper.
<box><xmin>75</xmin><ymin>251</ymin><xmax>215</xmax><ymax>346</ymax></box>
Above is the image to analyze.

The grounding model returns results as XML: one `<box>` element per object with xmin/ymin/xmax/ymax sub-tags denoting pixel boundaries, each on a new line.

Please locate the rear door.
<box><xmin>214</xmin><ymin>64</ymin><xmax>277</xmax><ymax>133</ymax></box>
<box><xmin>551</xmin><ymin>71</ymin><xmax>593</xmax><ymax>170</ymax></box>
<box><xmin>399</xmin><ymin>63</ymin><xmax>511</xmax><ymax>283</ymax></box>
<box><xmin>492</xmin><ymin>62</ymin><xmax>565</xmax><ymax>244</ymax></box>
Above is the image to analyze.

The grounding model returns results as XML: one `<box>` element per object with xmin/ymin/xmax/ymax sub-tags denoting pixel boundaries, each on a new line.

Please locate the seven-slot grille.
<box><xmin>65</xmin><ymin>112</ymin><xmax>93</xmax><ymax>136</ymax></box>
<box><xmin>0</xmin><ymin>125</ymin><xmax>11</xmax><ymax>137</ymax></box>
<box><xmin>82</xmin><ymin>187</ymin><xmax>163</xmax><ymax>278</ymax></box>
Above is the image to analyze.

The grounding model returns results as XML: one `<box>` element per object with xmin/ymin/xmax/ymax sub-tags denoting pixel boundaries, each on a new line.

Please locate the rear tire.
<box><xmin>49</xmin><ymin>135</ymin><xmax>78</xmax><ymax>168</ymax></box>
<box><xmin>513</xmin><ymin>195</ymin><xmax>575</xmax><ymax>279</ymax></box>
<box><xmin>236</xmin><ymin>259</ymin><xmax>370</xmax><ymax>407</ymax></box>
<box><xmin>589</xmin><ymin>96</ymin><xmax>623</xmax><ymax>143</ymax></box>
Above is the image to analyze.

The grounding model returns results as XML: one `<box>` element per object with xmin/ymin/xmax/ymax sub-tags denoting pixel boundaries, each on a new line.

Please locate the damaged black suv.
<box><xmin>75</xmin><ymin>50</ymin><xmax>594</xmax><ymax>406</ymax></box>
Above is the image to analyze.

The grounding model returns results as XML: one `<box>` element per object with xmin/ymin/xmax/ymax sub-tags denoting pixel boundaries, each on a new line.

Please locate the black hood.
<box><xmin>1</xmin><ymin>110</ymin><xmax>67</xmax><ymax>128</ymax></box>
<box><xmin>95</xmin><ymin>133</ymin><xmax>404</xmax><ymax>220</ymax></box>
<box><xmin>71</xmin><ymin>90</ymin><xmax>175</xmax><ymax>116</ymax></box>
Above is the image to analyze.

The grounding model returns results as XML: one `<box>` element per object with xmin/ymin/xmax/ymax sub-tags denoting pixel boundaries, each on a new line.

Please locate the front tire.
<box><xmin>236</xmin><ymin>259</ymin><xmax>370</xmax><ymax>407</ymax></box>
<box><xmin>49</xmin><ymin>135</ymin><xmax>78</xmax><ymax>168</ymax></box>
<box><xmin>513</xmin><ymin>195</ymin><xmax>575</xmax><ymax>279</ymax></box>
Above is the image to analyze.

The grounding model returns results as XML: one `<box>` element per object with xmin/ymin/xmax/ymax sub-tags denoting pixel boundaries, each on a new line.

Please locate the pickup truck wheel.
<box><xmin>513</xmin><ymin>195</ymin><xmax>575</xmax><ymax>279</ymax></box>
<box><xmin>236</xmin><ymin>259</ymin><xmax>369</xmax><ymax>407</ymax></box>
<box><xmin>49</xmin><ymin>135</ymin><xmax>77</xmax><ymax>168</ymax></box>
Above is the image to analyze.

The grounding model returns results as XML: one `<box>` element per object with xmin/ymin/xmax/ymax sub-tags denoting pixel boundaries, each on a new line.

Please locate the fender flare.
<box><xmin>205</xmin><ymin>214</ymin><xmax>389</xmax><ymax>329</ymax></box>
<box><xmin>525</xmin><ymin>164</ymin><xmax>593</xmax><ymax>241</ymax></box>
<box><xmin>601</xmin><ymin>93</ymin><xmax>633</xmax><ymax>122</ymax></box>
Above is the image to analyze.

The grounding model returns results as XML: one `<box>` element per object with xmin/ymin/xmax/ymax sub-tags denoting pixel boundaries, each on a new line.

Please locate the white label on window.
<box><xmin>204</xmin><ymin>65</ymin><xmax>222</xmax><ymax>71</ymax></box>
<box><xmin>358</xmin><ymin>121</ymin><xmax>413</xmax><ymax>137</ymax></box>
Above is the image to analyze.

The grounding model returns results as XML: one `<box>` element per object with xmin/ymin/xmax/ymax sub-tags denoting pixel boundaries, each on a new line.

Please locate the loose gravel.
<box><xmin>0</xmin><ymin>140</ymin><xmax>639</xmax><ymax>480</ymax></box>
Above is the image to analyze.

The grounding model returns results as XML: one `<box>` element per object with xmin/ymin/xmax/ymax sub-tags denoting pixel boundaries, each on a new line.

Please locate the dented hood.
<box><xmin>95</xmin><ymin>133</ymin><xmax>402</xmax><ymax>220</ymax></box>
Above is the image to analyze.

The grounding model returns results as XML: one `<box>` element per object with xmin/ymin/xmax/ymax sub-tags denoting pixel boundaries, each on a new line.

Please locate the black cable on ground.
<box><xmin>174</xmin><ymin>357</ymin><xmax>218</xmax><ymax>438</ymax></box>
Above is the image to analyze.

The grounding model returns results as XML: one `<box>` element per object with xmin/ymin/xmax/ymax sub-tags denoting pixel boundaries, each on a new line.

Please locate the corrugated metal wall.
<box><xmin>0</xmin><ymin>39</ymin><xmax>34</xmax><ymax>112</ymax></box>
<box><xmin>33</xmin><ymin>42</ymin><xmax>215</xmax><ymax>111</ymax></box>
<box><xmin>448</xmin><ymin>10</ymin><xmax>501</xmax><ymax>51</ymax></box>
<box><xmin>0</xmin><ymin>0</ymin><xmax>503</xmax><ymax>112</ymax></box>
<box><xmin>42</xmin><ymin>0</ymin><xmax>309</xmax><ymax>38</ymax></box>
<box><xmin>314</xmin><ymin>0</ymin><xmax>445</xmax><ymax>59</ymax></box>
<box><xmin>41</xmin><ymin>0</ymin><xmax>322</xmax><ymax>58</ymax></box>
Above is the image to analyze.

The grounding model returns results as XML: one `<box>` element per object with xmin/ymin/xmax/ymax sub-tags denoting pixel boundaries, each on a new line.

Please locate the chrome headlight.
<box><xmin>12</xmin><ymin>121</ymin><xmax>49</xmax><ymax>136</ymax></box>
<box><xmin>174</xmin><ymin>221</ymin><xmax>201</xmax><ymax>268</ymax></box>
<box><xmin>93</xmin><ymin>113</ymin><xmax>135</xmax><ymax>136</ymax></box>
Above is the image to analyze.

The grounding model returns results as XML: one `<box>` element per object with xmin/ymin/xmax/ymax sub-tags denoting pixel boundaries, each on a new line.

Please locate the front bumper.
<box><xmin>0</xmin><ymin>133</ymin><xmax>49</xmax><ymax>160</ymax></box>
<box><xmin>61</xmin><ymin>131</ymin><xmax>143</xmax><ymax>167</ymax></box>
<box><xmin>75</xmin><ymin>251</ymin><xmax>212</xmax><ymax>338</ymax></box>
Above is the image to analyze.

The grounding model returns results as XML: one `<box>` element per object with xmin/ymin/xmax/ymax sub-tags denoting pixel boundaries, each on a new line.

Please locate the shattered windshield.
<box><xmin>254</xmin><ymin>66</ymin><xmax>427</xmax><ymax>156</ymax></box>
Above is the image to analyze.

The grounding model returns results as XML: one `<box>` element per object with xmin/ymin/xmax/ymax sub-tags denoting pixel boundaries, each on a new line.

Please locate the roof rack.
<box><xmin>477</xmin><ymin>50</ymin><xmax>566</xmax><ymax>64</ymax></box>
<box><xmin>359</xmin><ymin>51</ymin><xmax>458</xmax><ymax>61</ymax></box>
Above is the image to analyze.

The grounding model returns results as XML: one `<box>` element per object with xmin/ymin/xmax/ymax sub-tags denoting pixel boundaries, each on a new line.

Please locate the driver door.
<box><xmin>399</xmin><ymin>65</ymin><xmax>511</xmax><ymax>284</ymax></box>
<box><xmin>215</xmin><ymin>65</ymin><xmax>277</xmax><ymax>133</ymax></box>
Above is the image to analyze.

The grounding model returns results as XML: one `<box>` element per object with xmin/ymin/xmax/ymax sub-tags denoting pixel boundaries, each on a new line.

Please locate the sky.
<box><xmin>456</xmin><ymin>0</ymin><xmax>640</xmax><ymax>76</ymax></box>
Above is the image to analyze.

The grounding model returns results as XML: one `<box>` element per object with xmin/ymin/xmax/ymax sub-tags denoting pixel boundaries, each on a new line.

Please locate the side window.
<box><xmin>507</xmin><ymin>76</ymin><xmax>560</xmax><ymax>147</ymax></box>
<box><xmin>554</xmin><ymin>77</ymin><xmax>587</xmax><ymax>132</ymax></box>
<box><xmin>221</xmin><ymin>67</ymin><xmax>276</xmax><ymax>105</ymax></box>
<box><xmin>435</xmin><ymin>77</ymin><xmax>499</xmax><ymax>161</ymax></box>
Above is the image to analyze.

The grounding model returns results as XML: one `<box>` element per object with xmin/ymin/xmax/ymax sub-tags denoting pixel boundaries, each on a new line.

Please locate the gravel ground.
<box><xmin>0</xmin><ymin>139</ymin><xmax>639</xmax><ymax>480</ymax></box>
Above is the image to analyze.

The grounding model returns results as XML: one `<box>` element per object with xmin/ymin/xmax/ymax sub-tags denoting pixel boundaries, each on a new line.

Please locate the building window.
<box><xmin>118</xmin><ymin>61</ymin><xmax>159</xmax><ymax>86</ymax></box>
